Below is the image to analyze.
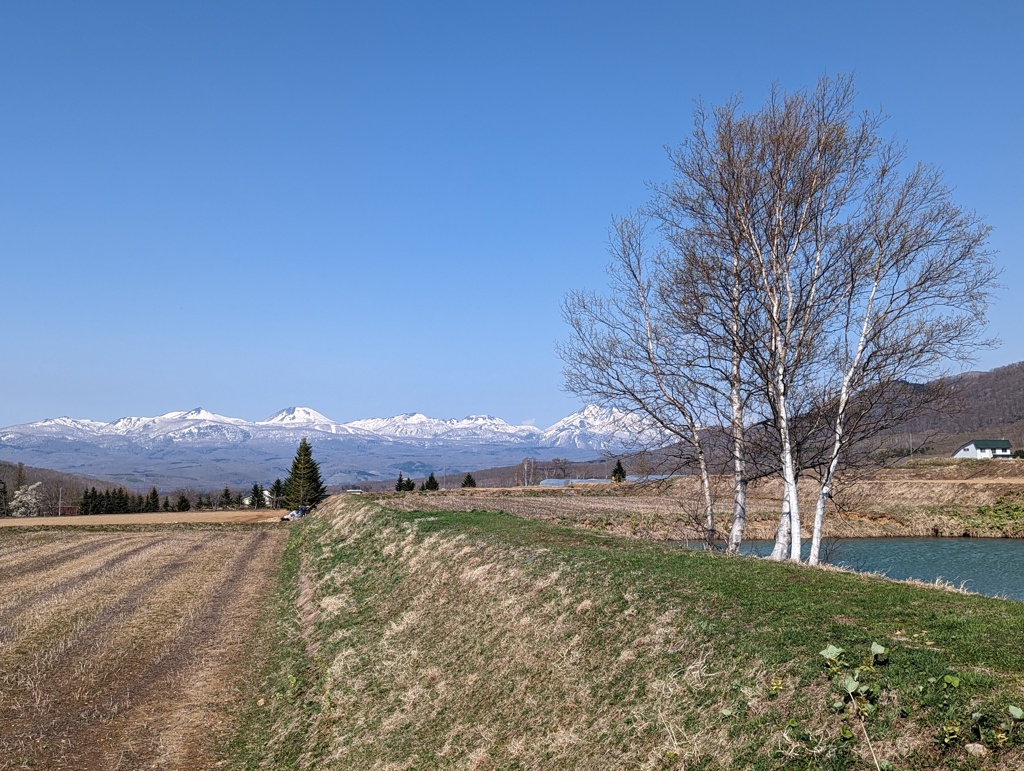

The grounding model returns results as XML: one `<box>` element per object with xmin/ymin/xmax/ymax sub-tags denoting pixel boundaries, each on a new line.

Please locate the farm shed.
<box><xmin>952</xmin><ymin>439</ymin><xmax>1013</xmax><ymax>460</ymax></box>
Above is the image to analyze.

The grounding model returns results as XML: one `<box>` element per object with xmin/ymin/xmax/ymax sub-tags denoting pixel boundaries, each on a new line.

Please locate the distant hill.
<box><xmin>400</xmin><ymin>362</ymin><xmax>1024</xmax><ymax>488</ymax></box>
<box><xmin>900</xmin><ymin>361</ymin><xmax>1024</xmax><ymax>454</ymax></box>
<box><xmin>0</xmin><ymin>460</ymin><xmax>121</xmax><ymax>515</ymax></box>
<box><xmin>0</xmin><ymin>460</ymin><xmax>114</xmax><ymax>492</ymax></box>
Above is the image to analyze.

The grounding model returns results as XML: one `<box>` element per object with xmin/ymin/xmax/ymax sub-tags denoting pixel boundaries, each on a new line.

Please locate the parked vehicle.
<box><xmin>280</xmin><ymin>505</ymin><xmax>310</xmax><ymax>522</ymax></box>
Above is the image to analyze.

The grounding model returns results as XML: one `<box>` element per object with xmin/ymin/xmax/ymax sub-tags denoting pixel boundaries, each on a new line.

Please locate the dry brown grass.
<box><xmin>379</xmin><ymin>458</ymin><xmax>1024</xmax><ymax>542</ymax></box>
<box><xmin>303</xmin><ymin>500</ymin><xmax>756</xmax><ymax>768</ymax></box>
<box><xmin>235</xmin><ymin>496</ymin><xmax>1024</xmax><ymax>769</ymax></box>
<box><xmin>0</xmin><ymin>527</ymin><xmax>287</xmax><ymax>770</ymax></box>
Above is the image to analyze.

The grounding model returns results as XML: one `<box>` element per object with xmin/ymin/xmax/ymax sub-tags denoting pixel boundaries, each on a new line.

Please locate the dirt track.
<box><xmin>0</xmin><ymin>527</ymin><xmax>287</xmax><ymax>769</ymax></box>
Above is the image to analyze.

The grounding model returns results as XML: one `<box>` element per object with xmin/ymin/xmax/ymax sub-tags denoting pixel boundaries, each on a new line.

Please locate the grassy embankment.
<box><xmin>228</xmin><ymin>496</ymin><xmax>1024</xmax><ymax>770</ymax></box>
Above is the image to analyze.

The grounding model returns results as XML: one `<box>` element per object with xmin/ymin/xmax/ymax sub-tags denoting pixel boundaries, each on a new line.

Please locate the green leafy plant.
<box><xmin>819</xmin><ymin>643</ymin><xmax>848</xmax><ymax>676</ymax></box>
<box><xmin>968</xmin><ymin>489</ymin><xmax>1024</xmax><ymax>535</ymax></box>
<box><xmin>870</xmin><ymin>641</ymin><xmax>889</xmax><ymax>666</ymax></box>
<box><xmin>820</xmin><ymin>642</ymin><xmax>890</xmax><ymax>769</ymax></box>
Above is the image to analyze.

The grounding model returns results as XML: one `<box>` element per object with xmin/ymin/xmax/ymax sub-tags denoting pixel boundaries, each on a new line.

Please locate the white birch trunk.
<box><xmin>773</xmin><ymin>372</ymin><xmax>802</xmax><ymax>561</ymax></box>
<box><xmin>808</xmin><ymin>399</ymin><xmax>850</xmax><ymax>565</ymax></box>
<box><xmin>769</xmin><ymin>485</ymin><xmax>791</xmax><ymax>560</ymax></box>
<box><xmin>726</xmin><ymin>345</ymin><xmax>747</xmax><ymax>553</ymax></box>
<box><xmin>809</xmin><ymin>266</ymin><xmax>880</xmax><ymax>565</ymax></box>
<box><xmin>808</xmin><ymin>469</ymin><xmax>834</xmax><ymax>565</ymax></box>
<box><xmin>782</xmin><ymin>446</ymin><xmax>801</xmax><ymax>561</ymax></box>
<box><xmin>697</xmin><ymin>446</ymin><xmax>715</xmax><ymax>549</ymax></box>
<box><xmin>726</xmin><ymin>433</ymin><xmax>747</xmax><ymax>553</ymax></box>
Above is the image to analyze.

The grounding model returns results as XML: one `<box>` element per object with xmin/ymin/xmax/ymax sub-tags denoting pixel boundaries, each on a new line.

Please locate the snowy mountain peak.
<box><xmin>540</xmin><ymin>405</ymin><xmax>647</xmax><ymax>450</ymax></box>
<box><xmin>463</xmin><ymin>414</ymin><xmax>500</xmax><ymax>423</ymax></box>
<box><xmin>182</xmin><ymin>407</ymin><xmax>215</xmax><ymax>419</ymax></box>
<box><xmin>40</xmin><ymin>416</ymin><xmax>103</xmax><ymax>429</ymax></box>
<box><xmin>0</xmin><ymin>404</ymin><xmax>644</xmax><ymax>488</ymax></box>
<box><xmin>341</xmin><ymin>412</ymin><xmax>543</xmax><ymax>441</ymax></box>
<box><xmin>263</xmin><ymin>407</ymin><xmax>335</xmax><ymax>425</ymax></box>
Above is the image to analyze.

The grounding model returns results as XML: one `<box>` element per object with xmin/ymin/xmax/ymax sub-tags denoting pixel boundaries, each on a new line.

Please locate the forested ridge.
<box><xmin>904</xmin><ymin>362</ymin><xmax>1024</xmax><ymax>451</ymax></box>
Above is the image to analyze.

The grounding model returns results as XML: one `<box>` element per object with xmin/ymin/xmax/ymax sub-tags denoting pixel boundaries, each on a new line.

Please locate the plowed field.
<box><xmin>0</xmin><ymin>528</ymin><xmax>287</xmax><ymax>769</ymax></box>
<box><xmin>0</xmin><ymin>510</ymin><xmax>284</xmax><ymax>527</ymax></box>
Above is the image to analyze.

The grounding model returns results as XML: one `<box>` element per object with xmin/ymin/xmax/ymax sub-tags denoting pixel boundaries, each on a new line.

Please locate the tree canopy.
<box><xmin>283</xmin><ymin>437</ymin><xmax>328</xmax><ymax>509</ymax></box>
<box><xmin>561</xmin><ymin>74</ymin><xmax>998</xmax><ymax>563</ymax></box>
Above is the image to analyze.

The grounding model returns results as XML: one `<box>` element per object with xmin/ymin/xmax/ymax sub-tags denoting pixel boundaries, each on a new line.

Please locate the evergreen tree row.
<box><xmin>395</xmin><ymin>471</ymin><xmax>443</xmax><ymax>491</ymax></box>
<box><xmin>73</xmin><ymin>438</ymin><xmax>327</xmax><ymax>517</ymax></box>
<box><xmin>80</xmin><ymin>486</ymin><xmax>163</xmax><ymax>515</ymax></box>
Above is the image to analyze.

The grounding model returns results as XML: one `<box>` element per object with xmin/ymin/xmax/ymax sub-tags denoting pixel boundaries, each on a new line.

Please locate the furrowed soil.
<box><xmin>0</xmin><ymin>510</ymin><xmax>286</xmax><ymax>528</ymax></box>
<box><xmin>0</xmin><ymin>526</ymin><xmax>288</xmax><ymax>770</ymax></box>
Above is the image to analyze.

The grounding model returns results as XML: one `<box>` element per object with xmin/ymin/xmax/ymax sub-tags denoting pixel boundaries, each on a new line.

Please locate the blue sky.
<box><xmin>2</xmin><ymin>1</ymin><xmax>1021</xmax><ymax>429</ymax></box>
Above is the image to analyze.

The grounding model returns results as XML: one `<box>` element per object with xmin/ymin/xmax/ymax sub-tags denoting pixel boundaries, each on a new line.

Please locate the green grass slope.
<box><xmin>229</xmin><ymin>497</ymin><xmax>1024</xmax><ymax>770</ymax></box>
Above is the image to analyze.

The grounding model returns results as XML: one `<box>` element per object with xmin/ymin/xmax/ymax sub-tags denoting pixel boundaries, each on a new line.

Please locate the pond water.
<box><xmin>739</xmin><ymin>538</ymin><xmax>1024</xmax><ymax>601</ymax></box>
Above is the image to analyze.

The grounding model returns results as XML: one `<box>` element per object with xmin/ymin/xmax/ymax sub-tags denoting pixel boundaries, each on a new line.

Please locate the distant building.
<box><xmin>539</xmin><ymin>478</ymin><xmax>609</xmax><ymax>487</ymax></box>
<box><xmin>538</xmin><ymin>475</ymin><xmax>674</xmax><ymax>487</ymax></box>
<box><xmin>952</xmin><ymin>439</ymin><xmax>1013</xmax><ymax>460</ymax></box>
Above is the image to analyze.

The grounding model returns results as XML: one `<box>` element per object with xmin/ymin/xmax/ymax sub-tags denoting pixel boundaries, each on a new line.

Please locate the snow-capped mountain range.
<box><xmin>0</xmin><ymin>405</ymin><xmax>643</xmax><ymax>489</ymax></box>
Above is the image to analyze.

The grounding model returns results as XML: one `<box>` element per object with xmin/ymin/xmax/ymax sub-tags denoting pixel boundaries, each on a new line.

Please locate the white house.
<box><xmin>952</xmin><ymin>439</ymin><xmax>1013</xmax><ymax>460</ymax></box>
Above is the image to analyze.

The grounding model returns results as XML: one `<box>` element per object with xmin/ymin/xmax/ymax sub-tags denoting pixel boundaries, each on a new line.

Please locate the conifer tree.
<box><xmin>611</xmin><ymin>459</ymin><xmax>627</xmax><ymax>483</ymax></box>
<box><xmin>250</xmin><ymin>482</ymin><xmax>265</xmax><ymax>509</ymax></box>
<box><xmin>283</xmin><ymin>437</ymin><xmax>327</xmax><ymax>509</ymax></box>
<box><xmin>176</xmin><ymin>494</ymin><xmax>191</xmax><ymax>512</ymax></box>
<box><xmin>0</xmin><ymin>479</ymin><xmax>8</xmax><ymax>517</ymax></box>
<box><xmin>395</xmin><ymin>472</ymin><xmax>406</xmax><ymax>492</ymax></box>
<box><xmin>461</xmin><ymin>473</ymin><xmax>477</xmax><ymax>488</ymax></box>
<box><xmin>219</xmin><ymin>487</ymin><xmax>233</xmax><ymax>509</ymax></box>
<box><xmin>269</xmin><ymin>478</ymin><xmax>285</xmax><ymax>509</ymax></box>
<box><xmin>424</xmin><ymin>472</ymin><xmax>439</xmax><ymax>491</ymax></box>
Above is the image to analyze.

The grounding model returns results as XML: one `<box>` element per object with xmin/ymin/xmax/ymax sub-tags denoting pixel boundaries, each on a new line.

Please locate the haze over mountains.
<box><xmin>4</xmin><ymin>359</ymin><xmax>1023</xmax><ymax>492</ymax></box>
<box><xmin>0</xmin><ymin>406</ymin><xmax>639</xmax><ymax>489</ymax></box>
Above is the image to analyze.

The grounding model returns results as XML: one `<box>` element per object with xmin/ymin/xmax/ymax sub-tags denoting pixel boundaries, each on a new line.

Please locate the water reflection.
<box><xmin>738</xmin><ymin>538</ymin><xmax>1024</xmax><ymax>601</ymax></box>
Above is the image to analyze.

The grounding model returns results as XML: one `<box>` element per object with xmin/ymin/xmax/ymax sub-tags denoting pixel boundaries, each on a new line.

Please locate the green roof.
<box><xmin>965</xmin><ymin>439</ymin><xmax>1012</xmax><ymax>450</ymax></box>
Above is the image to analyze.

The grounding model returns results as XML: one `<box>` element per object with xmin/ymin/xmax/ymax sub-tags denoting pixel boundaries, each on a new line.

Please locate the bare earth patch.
<box><xmin>0</xmin><ymin>509</ymin><xmax>286</xmax><ymax>528</ymax></box>
<box><xmin>0</xmin><ymin>527</ymin><xmax>287</xmax><ymax>770</ymax></box>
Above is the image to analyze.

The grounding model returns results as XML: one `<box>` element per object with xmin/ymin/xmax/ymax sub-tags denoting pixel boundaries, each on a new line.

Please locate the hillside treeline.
<box><xmin>0</xmin><ymin>459</ymin><xmax>274</xmax><ymax>517</ymax></box>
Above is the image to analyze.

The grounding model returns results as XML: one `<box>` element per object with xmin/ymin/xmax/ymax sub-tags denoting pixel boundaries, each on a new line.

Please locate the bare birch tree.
<box><xmin>562</xmin><ymin>74</ymin><xmax>997</xmax><ymax>562</ymax></box>
<box><xmin>561</xmin><ymin>214</ymin><xmax>722</xmax><ymax>548</ymax></box>
<box><xmin>802</xmin><ymin>154</ymin><xmax>996</xmax><ymax>563</ymax></box>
